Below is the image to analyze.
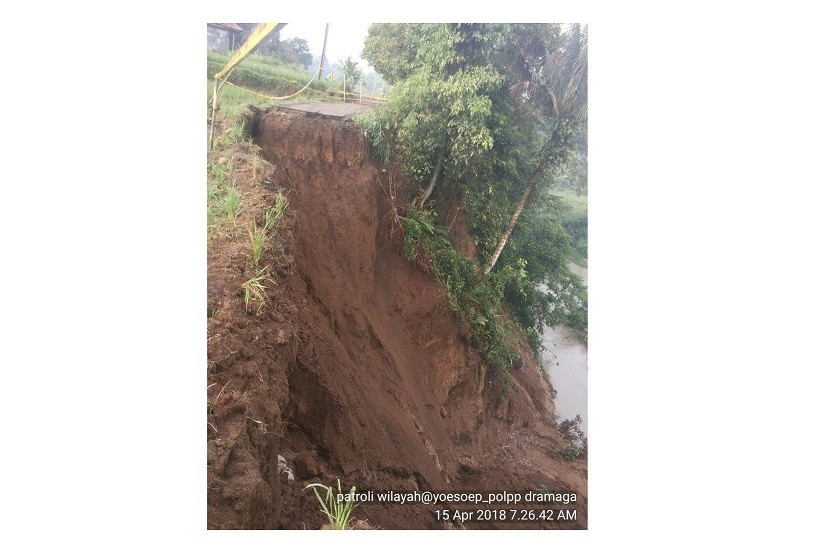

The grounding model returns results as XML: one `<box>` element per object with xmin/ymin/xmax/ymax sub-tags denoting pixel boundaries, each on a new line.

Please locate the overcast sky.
<box><xmin>279</xmin><ymin>23</ymin><xmax>583</xmax><ymax>74</ymax></box>
<box><xmin>280</xmin><ymin>22</ymin><xmax>373</xmax><ymax>70</ymax></box>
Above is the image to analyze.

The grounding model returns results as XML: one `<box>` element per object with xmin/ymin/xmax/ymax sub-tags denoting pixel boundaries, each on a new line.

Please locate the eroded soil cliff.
<box><xmin>207</xmin><ymin>106</ymin><xmax>587</xmax><ymax>530</ymax></box>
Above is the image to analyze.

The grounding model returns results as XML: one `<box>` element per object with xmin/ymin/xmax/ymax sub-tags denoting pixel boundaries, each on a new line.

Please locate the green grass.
<box><xmin>249</xmin><ymin>222</ymin><xmax>267</xmax><ymax>267</ymax></box>
<box><xmin>208</xmin><ymin>80</ymin><xmax>268</xmax><ymax>120</ymax></box>
<box><xmin>304</xmin><ymin>479</ymin><xmax>359</xmax><ymax>530</ymax></box>
<box><xmin>208</xmin><ymin>57</ymin><xmax>300</xmax><ymax>318</ymax></box>
<box><xmin>207</xmin><ymin>51</ymin><xmax>340</xmax><ymax>97</ymax></box>
<box><xmin>221</xmin><ymin>185</ymin><xmax>243</xmax><ymax>219</ymax></box>
<box><xmin>207</xmin><ymin>52</ymin><xmax>346</xmax><ymax>155</ymax></box>
<box><xmin>208</xmin><ymin>158</ymin><xmax>244</xmax><ymax>236</ymax></box>
<box><xmin>208</xmin><ymin>157</ymin><xmax>233</xmax><ymax>187</ymax></box>
<box><xmin>213</xmin><ymin>118</ymin><xmax>248</xmax><ymax>149</ymax></box>
<box><xmin>207</xmin><ymin>70</ymin><xmax>338</xmax><ymax>152</ymax></box>
<box><xmin>249</xmin><ymin>191</ymin><xmax>290</xmax><ymax>266</ymax></box>
<box><xmin>265</xmin><ymin>192</ymin><xmax>289</xmax><ymax>231</ymax></box>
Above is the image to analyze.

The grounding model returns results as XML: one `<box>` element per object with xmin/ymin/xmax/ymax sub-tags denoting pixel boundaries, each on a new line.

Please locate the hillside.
<box><xmin>206</xmin><ymin>102</ymin><xmax>587</xmax><ymax>529</ymax></box>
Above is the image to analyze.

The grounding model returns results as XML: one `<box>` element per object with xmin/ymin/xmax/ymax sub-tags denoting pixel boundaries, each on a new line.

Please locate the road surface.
<box><xmin>277</xmin><ymin>102</ymin><xmax>375</xmax><ymax>119</ymax></box>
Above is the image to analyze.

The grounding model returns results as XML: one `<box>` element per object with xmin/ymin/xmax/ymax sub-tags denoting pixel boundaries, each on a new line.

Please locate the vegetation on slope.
<box><xmin>358</xmin><ymin>24</ymin><xmax>589</xmax><ymax>388</ymax></box>
<box><xmin>207</xmin><ymin>51</ymin><xmax>339</xmax><ymax>100</ymax></box>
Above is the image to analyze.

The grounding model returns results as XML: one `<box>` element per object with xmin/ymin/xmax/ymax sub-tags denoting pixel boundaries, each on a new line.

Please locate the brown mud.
<box><xmin>207</xmin><ymin>106</ymin><xmax>587</xmax><ymax>530</ymax></box>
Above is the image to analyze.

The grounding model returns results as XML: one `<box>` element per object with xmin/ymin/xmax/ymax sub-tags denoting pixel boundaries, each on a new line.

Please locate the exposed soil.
<box><xmin>207</xmin><ymin>106</ymin><xmax>587</xmax><ymax>530</ymax></box>
<box><xmin>206</xmin><ymin>136</ymin><xmax>298</xmax><ymax>529</ymax></box>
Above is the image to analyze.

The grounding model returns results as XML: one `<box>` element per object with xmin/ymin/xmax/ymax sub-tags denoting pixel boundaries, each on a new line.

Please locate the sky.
<box><xmin>280</xmin><ymin>23</ymin><xmax>580</xmax><ymax>75</ymax></box>
<box><xmin>280</xmin><ymin>22</ymin><xmax>373</xmax><ymax>71</ymax></box>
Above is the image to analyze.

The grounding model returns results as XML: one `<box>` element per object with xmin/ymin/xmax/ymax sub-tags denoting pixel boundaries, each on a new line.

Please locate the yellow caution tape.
<box><xmin>223</xmin><ymin>74</ymin><xmax>319</xmax><ymax>100</ymax></box>
<box><xmin>214</xmin><ymin>23</ymin><xmax>281</xmax><ymax>80</ymax></box>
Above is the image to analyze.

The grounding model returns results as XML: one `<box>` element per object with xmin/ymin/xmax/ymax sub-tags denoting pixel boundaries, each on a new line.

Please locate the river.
<box><xmin>540</xmin><ymin>262</ymin><xmax>587</xmax><ymax>434</ymax></box>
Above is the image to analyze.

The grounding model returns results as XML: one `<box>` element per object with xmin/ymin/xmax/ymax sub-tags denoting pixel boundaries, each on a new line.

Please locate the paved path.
<box><xmin>278</xmin><ymin>102</ymin><xmax>375</xmax><ymax>119</ymax></box>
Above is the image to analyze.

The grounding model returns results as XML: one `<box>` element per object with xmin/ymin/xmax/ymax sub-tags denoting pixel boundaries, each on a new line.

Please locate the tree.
<box><xmin>336</xmin><ymin>56</ymin><xmax>364</xmax><ymax>92</ymax></box>
<box><xmin>234</xmin><ymin>24</ymin><xmax>311</xmax><ymax>68</ymax></box>
<box><xmin>276</xmin><ymin>37</ymin><xmax>313</xmax><ymax>68</ymax></box>
<box><xmin>480</xmin><ymin>26</ymin><xmax>588</xmax><ymax>277</ymax></box>
<box><xmin>360</xmin><ymin>24</ymin><xmax>589</xmax><ymax>351</ymax></box>
<box><xmin>362</xmin><ymin>24</ymin><xmax>507</xmax><ymax>204</ymax></box>
<box><xmin>362</xmin><ymin>23</ymin><xmax>424</xmax><ymax>83</ymax></box>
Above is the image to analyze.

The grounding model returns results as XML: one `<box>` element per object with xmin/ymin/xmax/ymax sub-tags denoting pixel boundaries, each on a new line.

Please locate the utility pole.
<box><xmin>317</xmin><ymin>23</ymin><xmax>329</xmax><ymax>80</ymax></box>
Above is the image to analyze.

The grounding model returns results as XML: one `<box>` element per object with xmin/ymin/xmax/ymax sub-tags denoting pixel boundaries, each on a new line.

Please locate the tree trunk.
<box><xmin>478</xmin><ymin>160</ymin><xmax>549</xmax><ymax>279</ymax></box>
<box><xmin>416</xmin><ymin>153</ymin><xmax>445</xmax><ymax>209</ymax></box>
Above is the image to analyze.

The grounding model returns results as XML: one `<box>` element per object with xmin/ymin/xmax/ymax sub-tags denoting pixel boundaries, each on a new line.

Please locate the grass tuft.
<box><xmin>208</xmin><ymin>158</ymin><xmax>244</xmax><ymax>237</ymax></box>
<box><xmin>249</xmin><ymin>222</ymin><xmax>267</xmax><ymax>267</ymax></box>
<box><xmin>265</xmin><ymin>191</ymin><xmax>289</xmax><ymax>230</ymax></box>
<box><xmin>241</xmin><ymin>267</ymin><xmax>273</xmax><ymax>315</ymax></box>
<box><xmin>304</xmin><ymin>479</ymin><xmax>359</xmax><ymax>530</ymax></box>
<box><xmin>248</xmin><ymin>191</ymin><xmax>289</xmax><ymax>266</ymax></box>
<box><xmin>221</xmin><ymin>185</ymin><xmax>243</xmax><ymax>220</ymax></box>
<box><xmin>214</xmin><ymin>119</ymin><xmax>250</xmax><ymax>149</ymax></box>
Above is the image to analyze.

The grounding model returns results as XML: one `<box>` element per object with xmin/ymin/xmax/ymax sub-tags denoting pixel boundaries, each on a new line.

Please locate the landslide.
<box><xmin>208</xmin><ymin>105</ymin><xmax>587</xmax><ymax>530</ymax></box>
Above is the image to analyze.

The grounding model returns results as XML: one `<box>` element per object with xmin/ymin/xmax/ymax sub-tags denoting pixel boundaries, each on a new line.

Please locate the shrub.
<box><xmin>557</xmin><ymin>415</ymin><xmax>587</xmax><ymax>460</ymax></box>
<box><xmin>403</xmin><ymin>207</ymin><xmax>516</xmax><ymax>393</ymax></box>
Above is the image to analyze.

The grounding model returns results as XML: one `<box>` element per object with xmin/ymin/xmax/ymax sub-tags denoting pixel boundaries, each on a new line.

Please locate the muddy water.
<box><xmin>541</xmin><ymin>263</ymin><xmax>587</xmax><ymax>433</ymax></box>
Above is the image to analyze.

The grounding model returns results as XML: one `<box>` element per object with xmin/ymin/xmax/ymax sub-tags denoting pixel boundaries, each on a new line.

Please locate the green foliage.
<box><xmin>402</xmin><ymin>208</ymin><xmax>436</xmax><ymax>261</ymax></box>
<box><xmin>242</xmin><ymin>29</ymin><xmax>313</xmax><ymax>68</ymax></box>
<box><xmin>207</xmin><ymin>157</ymin><xmax>244</xmax><ymax>235</ymax></box>
<box><xmin>362</xmin><ymin>23</ymin><xmax>426</xmax><ymax>83</ymax></box>
<box><xmin>213</xmin><ymin>118</ymin><xmax>249</xmax><ymax>149</ymax></box>
<box><xmin>362</xmin><ymin>23</ymin><xmax>590</xmax><ymax>376</ymax></box>
<box><xmin>558</xmin><ymin>447</ymin><xmax>582</xmax><ymax>462</ymax></box>
<box><xmin>249</xmin><ymin>222</ymin><xmax>266</xmax><ymax>267</ymax></box>
<box><xmin>557</xmin><ymin>415</ymin><xmax>587</xmax><ymax>460</ymax></box>
<box><xmin>354</xmin><ymin>112</ymin><xmax>393</xmax><ymax>168</ymax></box>
<box><xmin>360</xmin><ymin>24</ymin><xmax>505</xmax><ymax>188</ymax></box>
<box><xmin>403</xmin><ymin>208</ymin><xmax>516</xmax><ymax>391</ymax></box>
<box><xmin>221</xmin><ymin>185</ymin><xmax>242</xmax><ymax>220</ymax></box>
<box><xmin>336</xmin><ymin>56</ymin><xmax>364</xmax><ymax>92</ymax></box>
<box><xmin>553</xmin><ymin>133</ymin><xmax>587</xmax><ymax>196</ymax></box>
<box><xmin>249</xmin><ymin>192</ymin><xmax>290</xmax><ymax>266</ymax></box>
<box><xmin>462</xmin><ymin>177</ymin><xmax>587</xmax><ymax>347</ymax></box>
<box><xmin>208</xmin><ymin>157</ymin><xmax>233</xmax><ymax>189</ymax></box>
<box><xmin>304</xmin><ymin>480</ymin><xmax>359</xmax><ymax>530</ymax></box>
<box><xmin>265</xmin><ymin>192</ymin><xmax>289</xmax><ymax>232</ymax></box>
<box><xmin>274</xmin><ymin>37</ymin><xmax>313</xmax><ymax>68</ymax></box>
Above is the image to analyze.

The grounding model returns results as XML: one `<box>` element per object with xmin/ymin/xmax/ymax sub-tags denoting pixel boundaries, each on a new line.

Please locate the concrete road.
<box><xmin>278</xmin><ymin>102</ymin><xmax>375</xmax><ymax>119</ymax></box>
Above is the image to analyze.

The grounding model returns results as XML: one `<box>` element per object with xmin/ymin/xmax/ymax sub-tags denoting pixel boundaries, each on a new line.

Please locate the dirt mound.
<box><xmin>208</xmin><ymin>106</ymin><xmax>587</xmax><ymax>529</ymax></box>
